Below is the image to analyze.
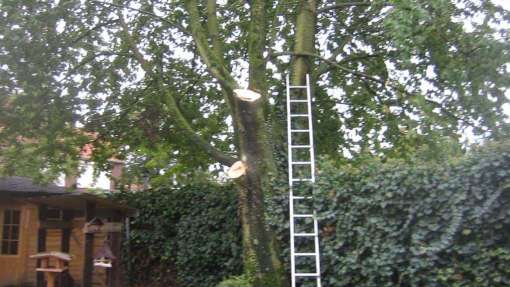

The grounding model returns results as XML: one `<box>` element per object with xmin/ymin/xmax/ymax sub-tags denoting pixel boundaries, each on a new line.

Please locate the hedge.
<box><xmin>268</xmin><ymin>140</ymin><xmax>510</xmax><ymax>286</ymax></box>
<box><xmin>116</xmin><ymin>182</ymin><xmax>242</xmax><ymax>287</ymax></box>
<box><xmin>119</xmin><ymin>140</ymin><xmax>510</xmax><ymax>286</ymax></box>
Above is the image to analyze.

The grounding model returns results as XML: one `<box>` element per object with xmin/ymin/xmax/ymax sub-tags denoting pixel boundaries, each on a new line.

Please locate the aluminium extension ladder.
<box><xmin>286</xmin><ymin>74</ymin><xmax>322</xmax><ymax>287</ymax></box>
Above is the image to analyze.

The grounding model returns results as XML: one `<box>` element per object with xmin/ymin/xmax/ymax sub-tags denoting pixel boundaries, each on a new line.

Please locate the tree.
<box><xmin>0</xmin><ymin>0</ymin><xmax>509</xmax><ymax>285</ymax></box>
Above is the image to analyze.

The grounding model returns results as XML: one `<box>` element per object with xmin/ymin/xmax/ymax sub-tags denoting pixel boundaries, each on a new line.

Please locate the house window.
<box><xmin>1</xmin><ymin>209</ymin><xmax>21</xmax><ymax>255</ymax></box>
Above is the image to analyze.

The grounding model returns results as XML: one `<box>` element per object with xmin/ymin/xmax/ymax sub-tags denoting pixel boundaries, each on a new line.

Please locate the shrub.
<box><xmin>117</xmin><ymin>182</ymin><xmax>243</xmax><ymax>287</ymax></box>
<box><xmin>217</xmin><ymin>275</ymin><xmax>252</xmax><ymax>287</ymax></box>
<box><xmin>119</xmin><ymin>140</ymin><xmax>510</xmax><ymax>286</ymax></box>
<box><xmin>311</xmin><ymin>141</ymin><xmax>509</xmax><ymax>286</ymax></box>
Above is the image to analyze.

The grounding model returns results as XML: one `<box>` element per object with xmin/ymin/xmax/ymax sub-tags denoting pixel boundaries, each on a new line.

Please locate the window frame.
<box><xmin>1</xmin><ymin>209</ymin><xmax>22</xmax><ymax>256</ymax></box>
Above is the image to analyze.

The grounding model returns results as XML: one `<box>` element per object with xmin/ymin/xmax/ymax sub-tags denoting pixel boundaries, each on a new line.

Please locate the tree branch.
<box><xmin>118</xmin><ymin>13</ymin><xmax>153</xmax><ymax>73</ymax></box>
<box><xmin>338</xmin><ymin>52</ymin><xmax>385</xmax><ymax>64</ymax></box>
<box><xmin>90</xmin><ymin>0</ymin><xmax>189</xmax><ymax>35</ymax></box>
<box><xmin>205</xmin><ymin>0</ymin><xmax>237</xmax><ymax>114</ymax></box>
<box><xmin>274</xmin><ymin>51</ymin><xmax>385</xmax><ymax>84</ymax></box>
<box><xmin>58</xmin><ymin>51</ymin><xmax>129</xmax><ymax>84</ymax></box>
<box><xmin>117</xmin><ymin>10</ymin><xmax>237</xmax><ymax>166</ymax></box>
<box><xmin>206</xmin><ymin>0</ymin><xmax>224</xmax><ymax>66</ymax></box>
<box><xmin>318</xmin><ymin>2</ymin><xmax>388</xmax><ymax>13</ymax></box>
<box><xmin>273</xmin><ymin>51</ymin><xmax>465</xmax><ymax>124</ymax></box>
<box><xmin>318</xmin><ymin>2</ymin><xmax>371</xmax><ymax>13</ymax></box>
<box><xmin>247</xmin><ymin>0</ymin><xmax>268</xmax><ymax>91</ymax></box>
<box><xmin>161</xmin><ymin>88</ymin><xmax>237</xmax><ymax>166</ymax></box>
<box><xmin>184</xmin><ymin>0</ymin><xmax>238</xmax><ymax>90</ymax></box>
<box><xmin>67</xmin><ymin>18</ymin><xmax>119</xmax><ymax>47</ymax></box>
<box><xmin>315</xmin><ymin>43</ymin><xmax>350</xmax><ymax>77</ymax></box>
<box><xmin>265</xmin><ymin>0</ymin><xmax>285</xmax><ymax>62</ymax></box>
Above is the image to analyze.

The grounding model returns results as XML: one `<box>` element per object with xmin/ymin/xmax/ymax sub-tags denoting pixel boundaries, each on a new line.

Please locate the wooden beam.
<box><xmin>40</xmin><ymin>220</ymin><xmax>72</xmax><ymax>229</ymax></box>
<box><xmin>109</xmin><ymin>213</ymin><xmax>123</xmax><ymax>287</ymax></box>
<box><xmin>83</xmin><ymin>222</ymin><xmax>123</xmax><ymax>234</ymax></box>
<box><xmin>37</xmin><ymin>205</ymin><xmax>47</xmax><ymax>287</ymax></box>
<box><xmin>83</xmin><ymin>202</ymin><xmax>96</xmax><ymax>287</ymax></box>
<box><xmin>61</xmin><ymin>210</ymin><xmax>73</xmax><ymax>253</ymax></box>
<box><xmin>95</xmin><ymin>209</ymin><xmax>127</xmax><ymax>218</ymax></box>
<box><xmin>61</xmin><ymin>210</ymin><xmax>72</xmax><ymax>287</ymax></box>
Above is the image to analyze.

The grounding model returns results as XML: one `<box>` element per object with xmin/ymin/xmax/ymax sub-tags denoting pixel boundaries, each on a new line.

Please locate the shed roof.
<box><xmin>0</xmin><ymin>176</ymin><xmax>67</xmax><ymax>195</ymax></box>
<box><xmin>27</xmin><ymin>193</ymin><xmax>137</xmax><ymax>216</ymax></box>
<box><xmin>0</xmin><ymin>176</ymin><xmax>136</xmax><ymax>216</ymax></box>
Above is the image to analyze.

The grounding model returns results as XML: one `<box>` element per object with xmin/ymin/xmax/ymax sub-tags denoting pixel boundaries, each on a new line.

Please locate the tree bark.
<box><xmin>234</xmin><ymin>98</ymin><xmax>284</xmax><ymax>286</ymax></box>
<box><xmin>291</xmin><ymin>0</ymin><xmax>317</xmax><ymax>85</ymax></box>
<box><xmin>232</xmin><ymin>0</ymin><xmax>286</xmax><ymax>285</ymax></box>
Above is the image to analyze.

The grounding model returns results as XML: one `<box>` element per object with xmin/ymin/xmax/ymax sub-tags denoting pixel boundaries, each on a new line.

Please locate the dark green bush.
<box><xmin>310</xmin><ymin>141</ymin><xmax>510</xmax><ymax>286</ymax></box>
<box><xmin>117</xmin><ymin>182</ymin><xmax>243</xmax><ymax>287</ymax></box>
<box><xmin>119</xmin><ymin>141</ymin><xmax>510</xmax><ymax>286</ymax></box>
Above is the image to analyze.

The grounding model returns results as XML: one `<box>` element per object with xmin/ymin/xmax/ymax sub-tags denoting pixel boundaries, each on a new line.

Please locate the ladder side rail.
<box><xmin>305</xmin><ymin>74</ymin><xmax>316</xmax><ymax>183</ymax></box>
<box><xmin>306</xmin><ymin>74</ymin><xmax>322</xmax><ymax>287</ymax></box>
<box><xmin>286</xmin><ymin>74</ymin><xmax>297</xmax><ymax>287</ymax></box>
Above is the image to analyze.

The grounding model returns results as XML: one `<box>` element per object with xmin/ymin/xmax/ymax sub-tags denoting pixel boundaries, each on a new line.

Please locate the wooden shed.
<box><xmin>0</xmin><ymin>176</ymin><xmax>136</xmax><ymax>287</ymax></box>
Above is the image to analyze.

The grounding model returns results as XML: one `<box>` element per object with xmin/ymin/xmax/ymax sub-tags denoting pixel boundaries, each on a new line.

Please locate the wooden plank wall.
<box><xmin>0</xmin><ymin>201</ymin><xmax>114</xmax><ymax>287</ymax></box>
<box><xmin>69</xmin><ymin>217</ymin><xmax>108</xmax><ymax>286</ymax></box>
<box><xmin>69</xmin><ymin>217</ymin><xmax>85</xmax><ymax>284</ymax></box>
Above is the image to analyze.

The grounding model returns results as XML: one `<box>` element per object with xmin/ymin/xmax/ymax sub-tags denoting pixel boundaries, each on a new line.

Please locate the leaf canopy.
<box><xmin>0</xmin><ymin>0</ymin><xmax>508</xmax><ymax>181</ymax></box>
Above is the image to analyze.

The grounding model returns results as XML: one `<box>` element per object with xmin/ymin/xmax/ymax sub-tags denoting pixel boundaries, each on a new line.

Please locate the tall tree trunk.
<box><xmin>291</xmin><ymin>0</ymin><xmax>317</xmax><ymax>85</ymax></box>
<box><xmin>234</xmin><ymin>0</ymin><xmax>317</xmax><ymax>285</ymax></box>
<box><xmin>233</xmin><ymin>0</ymin><xmax>286</xmax><ymax>285</ymax></box>
<box><xmin>234</xmin><ymin>100</ymin><xmax>284</xmax><ymax>286</ymax></box>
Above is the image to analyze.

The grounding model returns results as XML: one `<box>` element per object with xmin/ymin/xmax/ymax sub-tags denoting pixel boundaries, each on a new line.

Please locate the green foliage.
<box><xmin>217</xmin><ymin>275</ymin><xmax>252</xmax><ymax>287</ymax></box>
<box><xmin>266</xmin><ymin>140</ymin><xmax>510</xmax><ymax>286</ymax></box>
<box><xmin>1</xmin><ymin>0</ymin><xmax>509</xmax><ymax>180</ymax></box>
<box><xmin>116</xmin><ymin>181</ymin><xmax>242</xmax><ymax>287</ymax></box>
<box><xmin>118</xmin><ymin>141</ymin><xmax>510</xmax><ymax>286</ymax></box>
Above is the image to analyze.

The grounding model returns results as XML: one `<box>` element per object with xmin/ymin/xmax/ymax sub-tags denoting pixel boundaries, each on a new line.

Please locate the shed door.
<box><xmin>0</xmin><ymin>206</ymin><xmax>25</xmax><ymax>286</ymax></box>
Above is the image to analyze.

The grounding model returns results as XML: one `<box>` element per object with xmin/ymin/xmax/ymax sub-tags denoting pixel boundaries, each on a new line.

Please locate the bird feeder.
<box><xmin>93</xmin><ymin>240</ymin><xmax>116</xmax><ymax>269</ymax></box>
<box><xmin>234</xmin><ymin>89</ymin><xmax>261</xmax><ymax>102</ymax></box>
<box><xmin>30</xmin><ymin>252</ymin><xmax>72</xmax><ymax>287</ymax></box>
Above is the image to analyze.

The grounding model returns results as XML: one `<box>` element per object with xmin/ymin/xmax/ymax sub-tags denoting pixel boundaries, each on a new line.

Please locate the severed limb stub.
<box><xmin>227</xmin><ymin>161</ymin><xmax>247</xmax><ymax>178</ymax></box>
<box><xmin>233</xmin><ymin>89</ymin><xmax>261</xmax><ymax>102</ymax></box>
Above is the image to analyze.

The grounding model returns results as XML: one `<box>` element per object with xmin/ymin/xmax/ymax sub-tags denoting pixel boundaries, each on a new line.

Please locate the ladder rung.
<box><xmin>294</xmin><ymin>252</ymin><xmax>317</xmax><ymax>256</ymax></box>
<box><xmin>293</xmin><ymin>214</ymin><xmax>314</xmax><ymax>218</ymax></box>
<box><xmin>292</xmin><ymin>196</ymin><xmax>313</xmax><ymax>199</ymax></box>
<box><xmin>291</xmin><ymin>129</ymin><xmax>309</xmax><ymax>132</ymax></box>
<box><xmin>294</xmin><ymin>233</ymin><xmax>316</xmax><ymax>237</ymax></box>
<box><xmin>287</xmin><ymin>74</ymin><xmax>322</xmax><ymax>284</ymax></box>
<box><xmin>292</xmin><ymin>161</ymin><xmax>311</xmax><ymax>165</ymax></box>
<box><xmin>295</xmin><ymin>273</ymin><xmax>319</xmax><ymax>277</ymax></box>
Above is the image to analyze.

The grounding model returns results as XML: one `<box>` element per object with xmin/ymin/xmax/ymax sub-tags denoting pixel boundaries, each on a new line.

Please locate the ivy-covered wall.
<box><xmin>120</xmin><ymin>141</ymin><xmax>510</xmax><ymax>286</ymax></box>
